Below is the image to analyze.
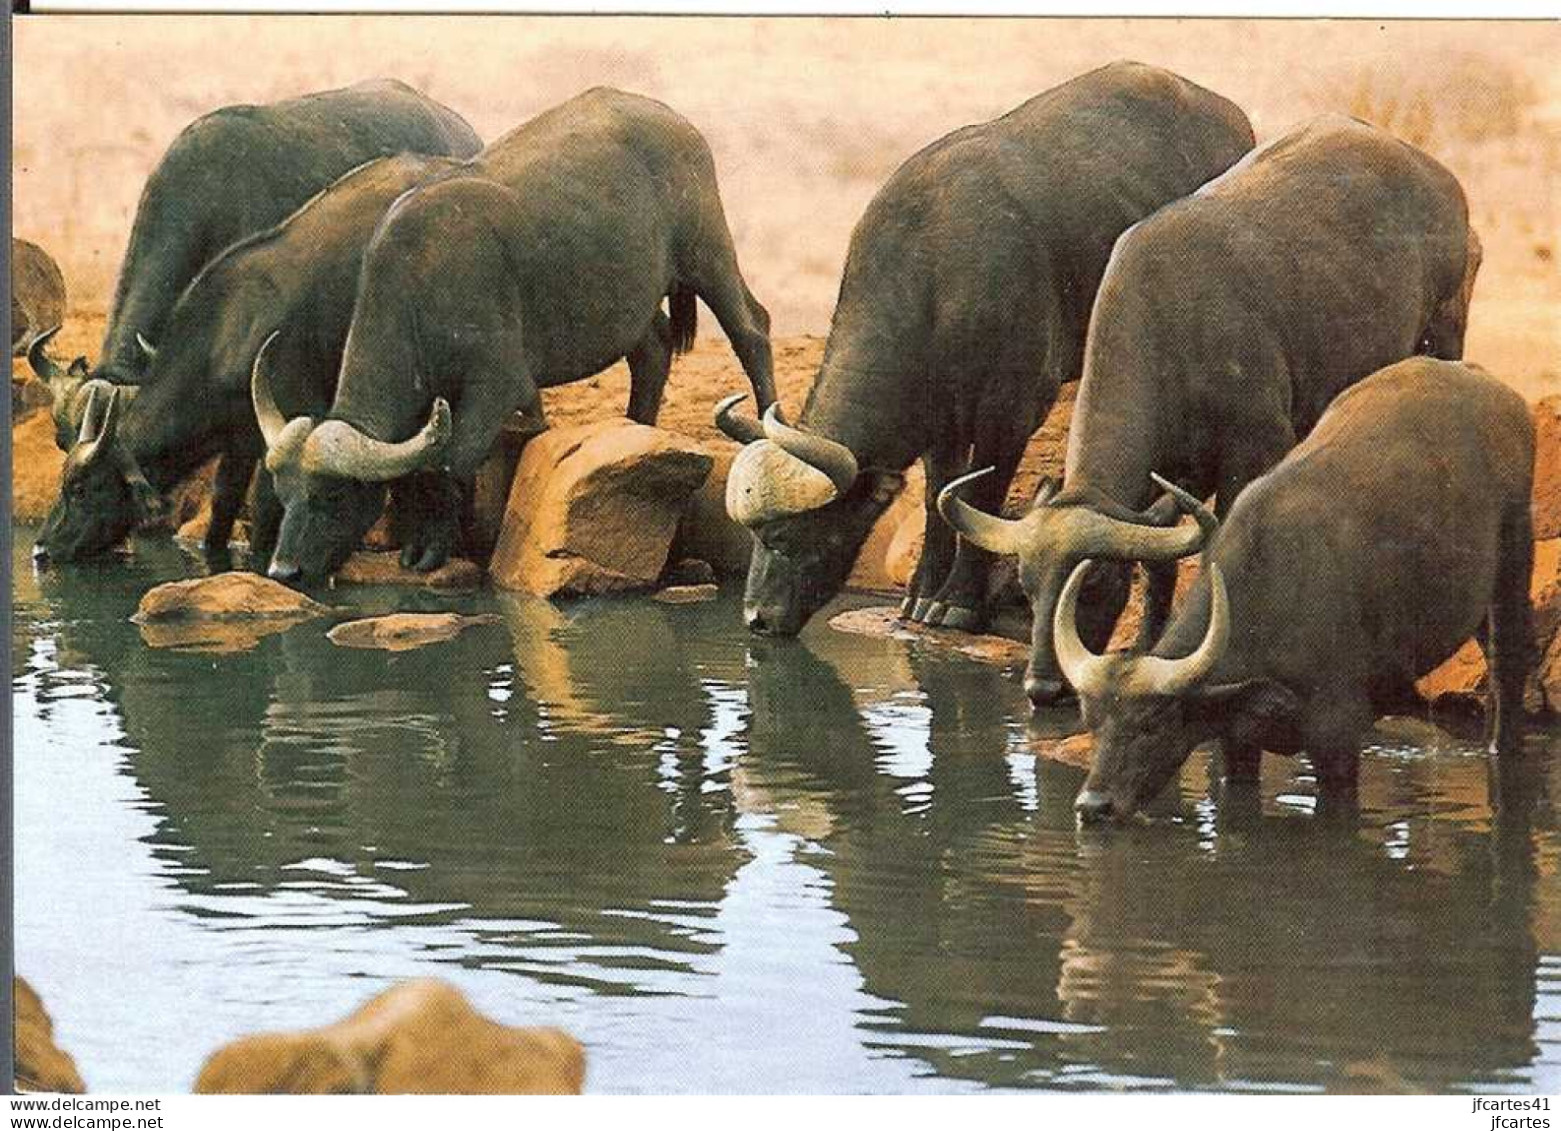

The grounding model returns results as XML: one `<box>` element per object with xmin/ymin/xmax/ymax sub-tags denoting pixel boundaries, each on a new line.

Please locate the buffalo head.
<box><xmin>715</xmin><ymin>393</ymin><xmax>902</xmax><ymax>636</ymax></box>
<box><xmin>937</xmin><ymin>470</ymin><xmax>1217</xmax><ymax>705</ymax></box>
<box><xmin>27</xmin><ymin>326</ymin><xmax>139</xmax><ymax>452</ymax></box>
<box><xmin>35</xmin><ymin>384</ymin><xmax>164</xmax><ymax>563</ymax></box>
<box><xmin>1055</xmin><ymin>559</ymin><xmax>1299</xmax><ymax>823</ymax></box>
<box><xmin>251</xmin><ymin>332</ymin><xmax>450</xmax><ymax>585</ymax></box>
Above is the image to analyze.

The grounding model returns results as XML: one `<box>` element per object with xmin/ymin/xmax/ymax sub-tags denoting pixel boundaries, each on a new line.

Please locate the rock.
<box><xmin>828</xmin><ymin>604</ymin><xmax>1030</xmax><ymax>667</ymax></box>
<box><xmin>194</xmin><ymin>979</ymin><xmax>584</xmax><ymax>1094</ymax></box>
<box><xmin>131</xmin><ymin>572</ymin><xmax>330</xmax><ymax>652</ymax></box>
<box><xmin>489</xmin><ymin>420</ymin><xmax>713</xmax><ymax>597</ymax></box>
<box><xmin>468</xmin><ymin>412</ymin><xmax>547</xmax><ymax>562</ymax></box>
<box><xmin>662</xmin><ymin>557</ymin><xmax>716</xmax><ymax>587</ymax></box>
<box><xmin>1538</xmin><ymin>629</ymin><xmax>1561</xmax><ymax>712</ymax></box>
<box><xmin>327</xmin><ymin>612</ymin><xmax>500</xmax><ymax>652</ymax></box>
<box><xmin>12</xmin><ymin>410</ymin><xmax>65</xmax><ymax>523</ymax></box>
<box><xmin>670</xmin><ymin>446</ymin><xmax>754</xmax><ymax>579</ymax></box>
<box><xmin>1417</xmin><ymin>538</ymin><xmax>1561</xmax><ymax>713</ymax></box>
<box><xmin>11</xmin><ymin>239</ymin><xmax>67</xmax><ymax>355</ymax></box>
<box><xmin>334</xmin><ymin>551</ymin><xmax>484</xmax><ymax>591</ymax></box>
<box><xmin>1533</xmin><ymin>397</ymin><xmax>1561</xmax><ymax>540</ymax></box>
<box><xmin>13</xmin><ymin>977</ymin><xmax>86</xmax><ymax>1094</ymax></box>
<box><xmin>653</xmin><ymin>583</ymin><xmax>720</xmax><ymax>605</ymax></box>
<box><xmin>884</xmin><ymin>506</ymin><xmax>927</xmax><ymax>589</ymax></box>
<box><xmin>133</xmin><ymin>572</ymin><xmax>329</xmax><ymax>623</ymax></box>
<box><xmin>1033</xmin><ymin>731</ymin><xmax>1095</xmax><ymax>769</ymax></box>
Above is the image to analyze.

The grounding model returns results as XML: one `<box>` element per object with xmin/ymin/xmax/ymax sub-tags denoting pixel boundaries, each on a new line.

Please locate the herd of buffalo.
<box><xmin>16</xmin><ymin>62</ymin><xmax>1543</xmax><ymax>823</ymax></box>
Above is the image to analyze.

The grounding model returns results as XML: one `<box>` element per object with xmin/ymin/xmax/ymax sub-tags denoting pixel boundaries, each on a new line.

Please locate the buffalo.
<box><xmin>34</xmin><ymin>153</ymin><xmax>464</xmax><ymax>566</ymax></box>
<box><xmin>10</xmin><ymin>238</ymin><xmax>66</xmax><ymax>355</ymax></box>
<box><xmin>714</xmin><ymin>61</ymin><xmax>1254</xmax><ymax>637</ymax></box>
<box><xmin>941</xmin><ymin>114</ymin><xmax>1481</xmax><ymax>705</ymax></box>
<box><xmin>1054</xmin><ymin>359</ymin><xmax>1533</xmax><ymax>823</ymax></box>
<box><xmin>27</xmin><ymin>78</ymin><xmax>479</xmax><ymax>446</ymax></box>
<box><xmin>251</xmin><ymin>87</ymin><xmax>776</xmax><ymax>584</ymax></box>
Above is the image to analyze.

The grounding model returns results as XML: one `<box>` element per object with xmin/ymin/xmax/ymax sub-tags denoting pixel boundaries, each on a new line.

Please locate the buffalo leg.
<box><xmin>626</xmin><ymin>312</ymin><xmax>673</xmax><ymax>426</ymax></box>
<box><xmin>203</xmin><ymin>446</ymin><xmax>257</xmax><ymax>564</ymax></box>
<box><xmin>902</xmin><ymin>440</ymin><xmax>964</xmax><ymax>623</ymax></box>
<box><xmin>248</xmin><ymin>470</ymin><xmax>283</xmax><ymax>573</ymax></box>
<box><xmin>397</xmin><ymin>473</ymin><xmax>464</xmax><ymax>573</ymax></box>
<box><xmin>693</xmin><ymin>273</ymin><xmax>776</xmax><ymax>413</ymax></box>
<box><xmin>1221</xmin><ymin>741</ymin><xmax>1262</xmax><ymax>781</ymax></box>
<box><xmin>1486</xmin><ymin>503</ymin><xmax>1534</xmax><ymax>754</ymax></box>
<box><xmin>1304</xmin><ymin>694</ymin><xmax>1370</xmax><ymax>796</ymax></box>
<box><xmin>398</xmin><ymin>369</ymin><xmax>541</xmax><ymax>573</ymax></box>
<box><xmin>923</xmin><ymin>413</ymin><xmax>1029</xmax><ymax>632</ymax></box>
<box><xmin>1136</xmin><ymin>561</ymin><xmax>1180</xmax><ymax>651</ymax></box>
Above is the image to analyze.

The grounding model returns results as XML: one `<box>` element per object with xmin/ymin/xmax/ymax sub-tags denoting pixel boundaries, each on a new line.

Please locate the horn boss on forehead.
<box><xmin>725</xmin><ymin>440</ymin><xmax>841</xmax><ymax>528</ymax></box>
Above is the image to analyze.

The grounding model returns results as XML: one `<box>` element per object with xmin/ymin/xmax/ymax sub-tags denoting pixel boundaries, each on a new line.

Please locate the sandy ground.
<box><xmin>10</xmin><ymin>15</ymin><xmax>1560</xmax><ymax>398</ymax></box>
<box><xmin>14</xmin><ymin>314</ymin><xmax>1074</xmax><ymax>517</ymax></box>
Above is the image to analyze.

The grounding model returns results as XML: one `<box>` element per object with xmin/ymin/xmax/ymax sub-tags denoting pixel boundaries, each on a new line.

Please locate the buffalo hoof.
<box><xmin>399</xmin><ymin>534</ymin><xmax>454</xmax><ymax>574</ymax></box>
<box><xmin>934</xmin><ymin>604</ymin><xmax>985</xmax><ymax>632</ymax></box>
<box><xmin>898</xmin><ymin>593</ymin><xmax>918</xmax><ymax>620</ymax></box>
<box><xmin>411</xmin><ymin>545</ymin><xmax>451</xmax><ymax>574</ymax></box>
<box><xmin>910</xmin><ymin>597</ymin><xmax>936</xmax><ymax>622</ymax></box>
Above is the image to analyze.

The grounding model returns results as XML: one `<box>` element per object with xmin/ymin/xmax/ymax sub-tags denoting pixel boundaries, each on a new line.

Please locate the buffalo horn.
<box><xmin>761</xmin><ymin>404</ymin><xmax>858</xmax><ymax>494</ymax></box>
<box><xmin>936</xmin><ymin>468</ymin><xmax>1028</xmax><ymax>555</ymax></box>
<box><xmin>249</xmin><ymin>331</ymin><xmax>289</xmax><ymax>449</ymax></box>
<box><xmin>1052</xmin><ymin>559</ymin><xmax>1113</xmax><ymax>698</ymax></box>
<box><xmin>27</xmin><ymin>325</ymin><xmax>64</xmax><ymax>380</ymax></box>
<box><xmin>1120</xmin><ymin>563</ymin><xmax>1230</xmax><ymax>696</ymax></box>
<box><xmin>714</xmin><ymin>393</ymin><xmax>765</xmax><ymax>444</ymax></box>
<box><xmin>300</xmin><ymin>398</ymin><xmax>453</xmax><ymax>482</ymax></box>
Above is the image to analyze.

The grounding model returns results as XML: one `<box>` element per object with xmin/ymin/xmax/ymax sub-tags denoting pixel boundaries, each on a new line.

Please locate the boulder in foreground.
<box><xmin>14</xmin><ymin>976</ymin><xmax>86</xmax><ymax>1094</ymax></box>
<box><xmin>327</xmin><ymin>612</ymin><xmax>500</xmax><ymax>652</ymax></box>
<box><xmin>132</xmin><ymin>572</ymin><xmax>329</xmax><ymax>623</ymax></box>
<box><xmin>489</xmin><ymin>420</ymin><xmax>713</xmax><ymax>597</ymax></box>
<box><xmin>131</xmin><ymin>572</ymin><xmax>330</xmax><ymax>652</ymax></box>
<box><xmin>194</xmin><ymin>978</ymin><xmax>584</xmax><ymax>1094</ymax></box>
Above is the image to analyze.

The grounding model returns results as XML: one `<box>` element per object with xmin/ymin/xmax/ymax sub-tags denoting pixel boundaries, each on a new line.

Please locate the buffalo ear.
<box><xmin>1193</xmin><ymin>678</ymin><xmax>1302</xmax><ymax>751</ymax></box>
<box><xmin>865</xmin><ymin>471</ymin><xmax>906</xmax><ymax>505</ymax></box>
<box><xmin>128</xmin><ymin>479</ymin><xmax>168</xmax><ymax>524</ymax></box>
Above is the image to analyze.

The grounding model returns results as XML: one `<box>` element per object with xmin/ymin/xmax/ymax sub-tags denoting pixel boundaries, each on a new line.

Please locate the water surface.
<box><xmin>12</xmin><ymin>528</ymin><xmax>1561</xmax><ymax>1093</ymax></box>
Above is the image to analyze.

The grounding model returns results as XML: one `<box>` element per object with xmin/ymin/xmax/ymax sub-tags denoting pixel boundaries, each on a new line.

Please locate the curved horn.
<box><xmin>1148</xmin><ymin>472</ymin><xmax>1219</xmax><ymax>553</ymax></box>
<box><xmin>95</xmin><ymin>385</ymin><xmax>125</xmax><ymax>447</ymax></box>
<box><xmin>76</xmin><ymin>385</ymin><xmax>125</xmax><ymax>465</ymax></box>
<box><xmin>250</xmin><ymin>331</ymin><xmax>289</xmax><ymax>449</ymax></box>
<box><xmin>300</xmin><ymin>398</ymin><xmax>452</xmax><ymax>482</ymax></box>
<box><xmin>1080</xmin><ymin>508</ymin><xmax>1208</xmax><ymax>562</ymax></box>
<box><xmin>1052</xmin><ymin>559</ymin><xmax>1112</xmax><ymax>697</ymax></box>
<box><xmin>714</xmin><ymin>393</ymin><xmax>765</xmax><ymax>445</ymax></box>
<box><xmin>76</xmin><ymin>383</ymin><xmax>107</xmax><ymax>445</ymax></box>
<box><xmin>136</xmin><ymin>332</ymin><xmax>158</xmax><ymax>360</ymax></box>
<box><xmin>1123</xmin><ymin>563</ymin><xmax>1230</xmax><ymax>697</ymax></box>
<box><xmin>762</xmin><ymin>404</ymin><xmax>858</xmax><ymax>495</ymax></box>
<box><xmin>27</xmin><ymin>325</ymin><xmax>64</xmax><ymax>380</ymax></box>
<box><xmin>936</xmin><ymin>468</ymin><xmax>1028</xmax><ymax>555</ymax></box>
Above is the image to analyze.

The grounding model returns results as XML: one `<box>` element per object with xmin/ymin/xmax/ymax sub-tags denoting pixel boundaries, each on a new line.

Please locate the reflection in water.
<box><xmin>11</xmin><ymin>528</ymin><xmax>1561</xmax><ymax>1092</ymax></box>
